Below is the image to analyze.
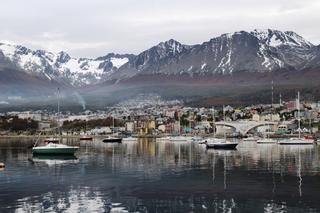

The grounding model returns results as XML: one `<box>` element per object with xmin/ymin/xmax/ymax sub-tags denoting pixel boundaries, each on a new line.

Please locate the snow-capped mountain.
<box><xmin>0</xmin><ymin>43</ymin><xmax>134</xmax><ymax>86</ymax></box>
<box><xmin>111</xmin><ymin>29</ymin><xmax>318</xmax><ymax>82</ymax></box>
<box><xmin>1</xmin><ymin>29</ymin><xmax>320</xmax><ymax>89</ymax></box>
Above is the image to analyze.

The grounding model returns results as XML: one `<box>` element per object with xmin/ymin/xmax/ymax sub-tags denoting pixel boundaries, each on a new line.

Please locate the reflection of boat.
<box><xmin>257</xmin><ymin>138</ymin><xmax>277</xmax><ymax>144</ymax></box>
<box><xmin>32</xmin><ymin>154</ymin><xmax>79</xmax><ymax>166</ymax></box>
<box><xmin>102</xmin><ymin>136</ymin><xmax>122</xmax><ymax>143</ymax></box>
<box><xmin>80</xmin><ymin>135</ymin><xmax>93</xmax><ymax>141</ymax></box>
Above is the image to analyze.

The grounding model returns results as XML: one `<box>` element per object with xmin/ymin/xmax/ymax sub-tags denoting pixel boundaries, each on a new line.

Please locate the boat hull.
<box><xmin>102</xmin><ymin>138</ymin><xmax>122</xmax><ymax>143</ymax></box>
<box><xmin>80</xmin><ymin>137</ymin><xmax>93</xmax><ymax>141</ymax></box>
<box><xmin>257</xmin><ymin>139</ymin><xmax>277</xmax><ymax>144</ymax></box>
<box><xmin>206</xmin><ymin>143</ymin><xmax>238</xmax><ymax>149</ymax></box>
<box><xmin>32</xmin><ymin>147</ymin><xmax>79</xmax><ymax>155</ymax></box>
<box><xmin>278</xmin><ymin>141</ymin><xmax>314</xmax><ymax>145</ymax></box>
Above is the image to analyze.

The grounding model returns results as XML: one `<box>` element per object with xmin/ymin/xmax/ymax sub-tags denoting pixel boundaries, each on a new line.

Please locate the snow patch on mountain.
<box><xmin>0</xmin><ymin>43</ymin><xmax>131</xmax><ymax>86</ymax></box>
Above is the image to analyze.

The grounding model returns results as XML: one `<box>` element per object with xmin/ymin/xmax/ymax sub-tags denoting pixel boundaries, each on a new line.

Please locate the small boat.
<box><xmin>278</xmin><ymin>138</ymin><xmax>314</xmax><ymax>145</ymax></box>
<box><xmin>205</xmin><ymin>106</ymin><xmax>238</xmax><ymax>150</ymax></box>
<box><xmin>32</xmin><ymin>143</ymin><xmax>79</xmax><ymax>155</ymax></box>
<box><xmin>206</xmin><ymin>139</ymin><xmax>238</xmax><ymax>149</ymax></box>
<box><xmin>169</xmin><ymin>136</ymin><xmax>192</xmax><ymax>142</ymax></box>
<box><xmin>190</xmin><ymin>136</ymin><xmax>203</xmax><ymax>143</ymax></box>
<box><xmin>80</xmin><ymin>135</ymin><xmax>93</xmax><ymax>141</ymax></box>
<box><xmin>102</xmin><ymin>136</ymin><xmax>122</xmax><ymax>143</ymax></box>
<box><xmin>257</xmin><ymin>138</ymin><xmax>277</xmax><ymax>144</ymax></box>
<box><xmin>122</xmin><ymin>137</ymin><xmax>138</xmax><ymax>142</ymax></box>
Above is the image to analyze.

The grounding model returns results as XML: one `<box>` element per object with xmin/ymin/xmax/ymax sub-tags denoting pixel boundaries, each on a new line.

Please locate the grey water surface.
<box><xmin>0</xmin><ymin>138</ymin><xmax>320</xmax><ymax>212</ymax></box>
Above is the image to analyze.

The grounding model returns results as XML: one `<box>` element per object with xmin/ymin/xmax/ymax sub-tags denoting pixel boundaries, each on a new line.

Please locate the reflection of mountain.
<box><xmin>1</xmin><ymin>139</ymin><xmax>320</xmax><ymax>212</ymax></box>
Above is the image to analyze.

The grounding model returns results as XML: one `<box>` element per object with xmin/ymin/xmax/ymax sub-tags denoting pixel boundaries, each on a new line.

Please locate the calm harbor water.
<box><xmin>0</xmin><ymin>138</ymin><xmax>320</xmax><ymax>212</ymax></box>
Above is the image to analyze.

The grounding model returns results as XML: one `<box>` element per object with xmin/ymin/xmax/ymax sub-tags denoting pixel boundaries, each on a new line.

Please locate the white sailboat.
<box><xmin>32</xmin><ymin>88</ymin><xmax>79</xmax><ymax>155</ymax></box>
<box><xmin>278</xmin><ymin>92</ymin><xmax>314</xmax><ymax>145</ymax></box>
<box><xmin>169</xmin><ymin>115</ymin><xmax>193</xmax><ymax>142</ymax></box>
<box><xmin>257</xmin><ymin>81</ymin><xmax>277</xmax><ymax>144</ymax></box>
<box><xmin>206</xmin><ymin>106</ymin><xmax>238</xmax><ymax>149</ymax></box>
<box><xmin>103</xmin><ymin>116</ymin><xmax>122</xmax><ymax>143</ymax></box>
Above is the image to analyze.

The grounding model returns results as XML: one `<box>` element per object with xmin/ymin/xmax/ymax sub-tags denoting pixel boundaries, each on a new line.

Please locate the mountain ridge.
<box><xmin>1</xmin><ymin>29</ymin><xmax>320</xmax><ymax>102</ymax></box>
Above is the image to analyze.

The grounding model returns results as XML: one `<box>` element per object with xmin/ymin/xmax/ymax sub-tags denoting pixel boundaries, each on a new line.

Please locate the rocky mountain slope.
<box><xmin>112</xmin><ymin>29</ymin><xmax>318</xmax><ymax>82</ymax></box>
<box><xmin>0</xmin><ymin>43</ymin><xmax>134</xmax><ymax>87</ymax></box>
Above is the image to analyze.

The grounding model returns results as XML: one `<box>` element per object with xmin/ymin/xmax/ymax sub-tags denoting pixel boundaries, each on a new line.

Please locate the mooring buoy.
<box><xmin>0</xmin><ymin>163</ymin><xmax>5</xmax><ymax>168</ymax></box>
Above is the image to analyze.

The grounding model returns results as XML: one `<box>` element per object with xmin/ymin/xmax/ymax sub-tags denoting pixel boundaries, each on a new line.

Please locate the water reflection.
<box><xmin>31</xmin><ymin>155</ymin><xmax>79</xmax><ymax>167</ymax></box>
<box><xmin>0</xmin><ymin>138</ymin><xmax>320</xmax><ymax>212</ymax></box>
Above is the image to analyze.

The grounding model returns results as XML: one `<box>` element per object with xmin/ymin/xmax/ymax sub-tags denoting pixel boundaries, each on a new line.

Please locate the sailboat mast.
<box><xmin>213</xmin><ymin>107</ymin><xmax>215</xmax><ymax>137</ymax></box>
<box><xmin>57</xmin><ymin>88</ymin><xmax>61</xmax><ymax>137</ymax></box>
<box><xmin>297</xmin><ymin>91</ymin><xmax>301</xmax><ymax>139</ymax></box>
<box><xmin>223</xmin><ymin>105</ymin><xmax>226</xmax><ymax>139</ymax></box>
<box><xmin>271</xmin><ymin>80</ymin><xmax>274</xmax><ymax>110</ymax></box>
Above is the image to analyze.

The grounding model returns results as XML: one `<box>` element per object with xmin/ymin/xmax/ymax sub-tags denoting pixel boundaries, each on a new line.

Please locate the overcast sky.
<box><xmin>0</xmin><ymin>0</ymin><xmax>319</xmax><ymax>58</ymax></box>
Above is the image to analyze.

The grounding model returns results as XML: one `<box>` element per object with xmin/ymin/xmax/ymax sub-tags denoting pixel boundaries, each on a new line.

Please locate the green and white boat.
<box><xmin>32</xmin><ymin>88</ymin><xmax>79</xmax><ymax>155</ymax></box>
<box><xmin>32</xmin><ymin>142</ymin><xmax>79</xmax><ymax>155</ymax></box>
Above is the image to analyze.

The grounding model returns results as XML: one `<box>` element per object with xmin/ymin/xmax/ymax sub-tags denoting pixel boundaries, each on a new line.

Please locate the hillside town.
<box><xmin>1</xmin><ymin>94</ymin><xmax>320</xmax><ymax>138</ymax></box>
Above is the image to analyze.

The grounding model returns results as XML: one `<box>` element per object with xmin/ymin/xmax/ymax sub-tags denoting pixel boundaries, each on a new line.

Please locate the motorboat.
<box><xmin>122</xmin><ymin>136</ymin><xmax>138</xmax><ymax>142</ymax></box>
<box><xmin>102</xmin><ymin>136</ymin><xmax>122</xmax><ymax>143</ymax></box>
<box><xmin>169</xmin><ymin>136</ymin><xmax>192</xmax><ymax>142</ymax></box>
<box><xmin>278</xmin><ymin>138</ymin><xmax>314</xmax><ymax>145</ymax></box>
<box><xmin>206</xmin><ymin>139</ymin><xmax>238</xmax><ymax>149</ymax></box>
<box><xmin>32</xmin><ymin>143</ymin><xmax>79</xmax><ymax>155</ymax></box>
<box><xmin>257</xmin><ymin>138</ymin><xmax>277</xmax><ymax>144</ymax></box>
<box><xmin>80</xmin><ymin>135</ymin><xmax>93</xmax><ymax>141</ymax></box>
<box><xmin>190</xmin><ymin>136</ymin><xmax>203</xmax><ymax>143</ymax></box>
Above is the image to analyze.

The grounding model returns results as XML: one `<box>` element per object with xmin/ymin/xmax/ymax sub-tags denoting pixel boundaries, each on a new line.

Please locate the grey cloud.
<box><xmin>0</xmin><ymin>0</ymin><xmax>319</xmax><ymax>58</ymax></box>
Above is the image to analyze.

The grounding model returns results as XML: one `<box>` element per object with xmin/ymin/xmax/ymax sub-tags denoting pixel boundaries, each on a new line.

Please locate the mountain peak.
<box><xmin>250</xmin><ymin>29</ymin><xmax>313</xmax><ymax>48</ymax></box>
